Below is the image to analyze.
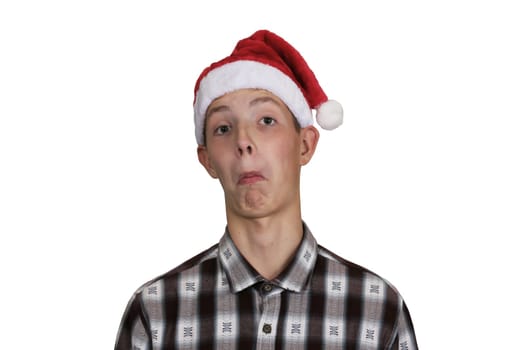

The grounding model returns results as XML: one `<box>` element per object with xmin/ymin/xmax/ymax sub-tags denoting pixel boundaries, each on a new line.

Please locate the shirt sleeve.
<box><xmin>114</xmin><ymin>290</ymin><xmax>151</xmax><ymax>350</ymax></box>
<box><xmin>388</xmin><ymin>298</ymin><xmax>419</xmax><ymax>350</ymax></box>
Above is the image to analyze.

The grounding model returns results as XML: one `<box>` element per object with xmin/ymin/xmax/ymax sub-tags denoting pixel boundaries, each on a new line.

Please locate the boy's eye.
<box><xmin>261</xmin><ymin>116</ymin><xmax>276</xmax><ymax>126</ymax></box>
<box><xmin>214</xmin><ymin>125</ymin><xmax>231</xmax><ymax>135</ymax></box>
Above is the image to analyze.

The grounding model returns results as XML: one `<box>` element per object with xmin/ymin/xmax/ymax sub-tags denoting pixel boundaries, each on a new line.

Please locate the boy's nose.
<box><xmin>237</xmin><ymin>144</ymin><xmax>253</xmax><ymax>156</ymax></box>
<box><xmin>236</xmin><ymin>128</ymin><xmax>255</xmax><ymax>157</ymax></box>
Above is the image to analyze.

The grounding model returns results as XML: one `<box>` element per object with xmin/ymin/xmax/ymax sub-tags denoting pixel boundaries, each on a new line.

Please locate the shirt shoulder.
<box><xmin>316</xmin><ymin>244</ymin><xmax>405</xmax><ymax>325</ymax></box>
<box><xmin>133</xmin><ymin>243</ymin><xmax>219</xmax><ymax>296</ymax></box>
<box><xmin>317</xmin><ymin>244</ymin><xmax>417</xmax><ymax>348</ymax></box>
<box><xmin>317</xmin><ymin>243</ymin><xmax>402</xmax><ymax>296</ymax></box>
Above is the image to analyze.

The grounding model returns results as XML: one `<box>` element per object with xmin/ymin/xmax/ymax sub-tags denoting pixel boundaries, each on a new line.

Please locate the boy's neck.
<box><xmin>226</xmin><ymin>212</ymin><xmax>303</xmax><ymax>280</ymax></box>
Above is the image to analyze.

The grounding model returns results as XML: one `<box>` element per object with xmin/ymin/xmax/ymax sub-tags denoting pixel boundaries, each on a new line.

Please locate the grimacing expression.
<box><xmin>197</xmin><ymin>89</ymin><xmax>319</xmax><ymax>220</ymax></box>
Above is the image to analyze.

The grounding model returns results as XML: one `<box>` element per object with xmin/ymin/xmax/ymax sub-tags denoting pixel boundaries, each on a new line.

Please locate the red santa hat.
<box><xmin>193</xmin><ymin>29</ymin><xmax>343</xmax><ymax>145</ymax></box>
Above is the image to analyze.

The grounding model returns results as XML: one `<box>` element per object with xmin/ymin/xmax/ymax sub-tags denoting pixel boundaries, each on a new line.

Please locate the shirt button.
<box><xmin>262</xmin><ymin>283</ymin><xmax>273</xmax><ymax>293</ymax></box>
<box><xmin>262</xmin><ymin>323</ymin><xmax>272</xmax><ymax>334</ymax></box>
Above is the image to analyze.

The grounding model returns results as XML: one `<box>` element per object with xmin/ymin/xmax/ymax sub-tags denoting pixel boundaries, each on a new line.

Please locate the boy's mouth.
<box><xmin>238</xmin><ymin>171</ymin><xmax>265</xmax><ymax>185</ymax></box>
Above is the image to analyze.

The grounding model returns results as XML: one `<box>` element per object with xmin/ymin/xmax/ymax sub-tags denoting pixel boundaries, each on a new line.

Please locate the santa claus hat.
<box><xmin>193</xmin><ymin>29</ymin><xmax>343</xmax><ymax>145</ymax></box>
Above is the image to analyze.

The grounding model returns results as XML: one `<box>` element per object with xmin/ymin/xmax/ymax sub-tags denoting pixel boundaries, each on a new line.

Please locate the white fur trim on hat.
<box><xmin>194</xmin><ymin>60</ymin><xmax>312</xmax><ymax>145</ymax></box>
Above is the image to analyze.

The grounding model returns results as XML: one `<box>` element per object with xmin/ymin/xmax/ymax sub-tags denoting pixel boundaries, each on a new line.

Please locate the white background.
<box><xmin>1</xmin><ymin>1</ymin><xmax>524</xmax><ymax>349</ymax></box>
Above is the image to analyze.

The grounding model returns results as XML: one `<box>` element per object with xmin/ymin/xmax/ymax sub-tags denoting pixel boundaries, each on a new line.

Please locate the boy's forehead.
<box><xmin>212</xmin><ymin>88</ymin><xmax>283</xmax><ymax>105</ymax></box>
<box><xmin>206</xmin><ymin>89</ymin><xmax>287</xmax><ymax>115</ymax></box>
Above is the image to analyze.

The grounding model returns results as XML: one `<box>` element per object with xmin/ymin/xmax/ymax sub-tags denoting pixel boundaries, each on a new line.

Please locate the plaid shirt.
<box><xmin>115</xmin><ymin>224</ymin><xmax>418</xmax><ymax>350</ymax></box>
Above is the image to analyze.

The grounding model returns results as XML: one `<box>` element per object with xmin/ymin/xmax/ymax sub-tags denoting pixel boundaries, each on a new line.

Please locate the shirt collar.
<box><xmin>218</xmin><ymin>223</ymin><xmax>318</xmax><ymax>293</ymax></box>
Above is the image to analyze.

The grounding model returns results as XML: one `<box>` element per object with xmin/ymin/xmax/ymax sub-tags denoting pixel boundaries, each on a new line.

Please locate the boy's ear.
<box><xmin>299</xmin><ymin>125</ymin><xmax>320</xmax><ymax>166</ymax></box>
<box><xmin>197</xmin><ymin>145</ymin><xmax>218</xmax><ymax>178</ymax></box>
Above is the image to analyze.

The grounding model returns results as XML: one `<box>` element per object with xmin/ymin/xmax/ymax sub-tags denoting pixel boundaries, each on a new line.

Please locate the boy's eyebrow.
<box><xmin>206</xmin><ymin>105</ymin><xmax>230</xmax><ymax>118</ymax></box>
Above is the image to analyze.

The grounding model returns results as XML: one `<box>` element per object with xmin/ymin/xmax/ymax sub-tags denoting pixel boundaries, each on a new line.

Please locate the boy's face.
<box><xmin>197</xmin><ymin>89</ymin><xmax>319</xmax><ymax>220</ymax></box>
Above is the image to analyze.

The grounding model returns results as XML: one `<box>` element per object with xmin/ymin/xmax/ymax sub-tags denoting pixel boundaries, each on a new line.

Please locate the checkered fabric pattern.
<box><xmin>115</xmin><ymin>224</ymin><xmax>418</xmax><ymax>350</ymax></box>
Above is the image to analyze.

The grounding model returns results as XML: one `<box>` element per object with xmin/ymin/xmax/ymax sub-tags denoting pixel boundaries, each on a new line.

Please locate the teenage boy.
<box><xmin>115</xmin><ymin>29</ymin><xmax>418</xmax><ymax>350</ymax></box>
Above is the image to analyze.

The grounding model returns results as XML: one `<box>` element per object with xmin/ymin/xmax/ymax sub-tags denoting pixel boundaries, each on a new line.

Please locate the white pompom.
<box><xmin>316</xmin><ymin>100</ymin><xmax>343</xmax><ymax>130</ymax></box>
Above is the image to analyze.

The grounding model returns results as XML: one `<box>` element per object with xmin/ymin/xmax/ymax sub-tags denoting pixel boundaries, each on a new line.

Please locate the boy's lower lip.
<box><xmin>238</xmin><ymin>174</ymin><xmax>265</xmax><ymax>185</ymax></box>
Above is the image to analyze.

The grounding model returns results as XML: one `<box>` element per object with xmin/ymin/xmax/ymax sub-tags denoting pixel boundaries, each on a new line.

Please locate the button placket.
<box><xmin>262</xmin><ymin>283</ymin><xmax>273</xmax><ymax>293</ymax></box>
<box><xmin>262</xmin><ymin>323</ymin><xmax>272</xmax><ymax>334</ymax></box>
<box><xmin>256</xmin><ymin>288</ymin><xmax>281</xmax><ymax>350</ymax></box>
